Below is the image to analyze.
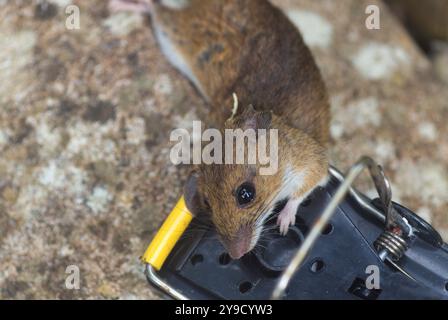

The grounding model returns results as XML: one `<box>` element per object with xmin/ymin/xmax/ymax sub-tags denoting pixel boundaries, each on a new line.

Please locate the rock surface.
<box><xmin>0</xmin><ymin>0</ymin><xmax>447</xmax><ymax>299</ymax></box>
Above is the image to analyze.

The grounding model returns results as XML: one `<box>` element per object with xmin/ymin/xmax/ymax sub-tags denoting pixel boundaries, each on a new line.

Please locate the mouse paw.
<box><xmin>276</xmin><ymin>199</ymin><xmax>300</xmax><ymax>236</ymax></box>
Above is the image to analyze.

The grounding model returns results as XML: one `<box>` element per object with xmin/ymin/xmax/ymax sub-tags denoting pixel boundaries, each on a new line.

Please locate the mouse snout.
<box><xmin>225</xmin><ymin>225</ymin><xmax>253</xmax><ymax>260</ymax></box>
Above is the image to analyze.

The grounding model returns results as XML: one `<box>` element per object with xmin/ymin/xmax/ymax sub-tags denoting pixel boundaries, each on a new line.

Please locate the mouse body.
<box><xmin>110</xmin><ymin>0</ymin><xmax>330</xmax><ymax>259</ymax></box>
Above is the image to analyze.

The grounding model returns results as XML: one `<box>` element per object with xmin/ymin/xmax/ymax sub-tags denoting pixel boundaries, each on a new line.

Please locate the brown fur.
<box><xmin>153</xmin><ymin>0</ymin><xmax>329</xmax><ymax>144</ymax></box>
<box><xmin>196</xmin><ymin>111</ymin><xmax>327</xmax><ymax>241</ymax></box>
<box><xmin>149</xmin><ymin>0</ymin><xmax>330</xmax><ymax>256</ymax></box>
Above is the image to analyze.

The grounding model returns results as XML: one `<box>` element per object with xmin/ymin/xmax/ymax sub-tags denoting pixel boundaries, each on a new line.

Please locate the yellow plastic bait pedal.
<box><xmin>141</xmin><ymin>196</ymin><xmax>193</xmax><ymax>271</ymax></box>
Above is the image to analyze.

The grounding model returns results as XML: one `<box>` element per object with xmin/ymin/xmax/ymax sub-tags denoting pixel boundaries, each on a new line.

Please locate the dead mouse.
<box><xmin>110</xmin><ymin>0</ymin><xmax>330</xmax><ymax>259</ymax></box>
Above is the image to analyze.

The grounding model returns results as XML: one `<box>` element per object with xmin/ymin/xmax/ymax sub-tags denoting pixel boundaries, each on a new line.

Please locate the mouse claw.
<box><xmin>276</xmin><ymin>198</ymin><xmax>299</xmax><ymax>236</ymax></box>
<box><xmin>277</xmin><ymin>214</ymin><xmax>295</xmax><ymax>236</ymax></box>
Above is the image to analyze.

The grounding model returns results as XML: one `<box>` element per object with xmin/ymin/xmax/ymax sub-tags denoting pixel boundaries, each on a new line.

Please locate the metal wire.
<box><xmin>271</xmin><ymin>156</ymin><xmax>394</xmax><ymax>300</ymax></box>
<box><xmin>145</xmin><ymin>264</ymin><xmax>188</xmax><ymax>300</ymax></box>
<box><xmin>375</xmin><ymin>230</ymin><xmax>408</xmax><ymax>261</ymax></box>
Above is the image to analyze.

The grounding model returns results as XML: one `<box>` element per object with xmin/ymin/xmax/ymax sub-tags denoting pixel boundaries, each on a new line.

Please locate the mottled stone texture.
<box><xmin>0</xmin><ymin>0</ymin><xmax>447</xmax><ymax>299</ymax></box>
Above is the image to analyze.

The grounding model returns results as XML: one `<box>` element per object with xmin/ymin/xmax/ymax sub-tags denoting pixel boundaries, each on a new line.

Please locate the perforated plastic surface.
<box><xmin>149</xmin><ymin>177</ymin><xmax>448</xmax><ymax>299</ymax></box>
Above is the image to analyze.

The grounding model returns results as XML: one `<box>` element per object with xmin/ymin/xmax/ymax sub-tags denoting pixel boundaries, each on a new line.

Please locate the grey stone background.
<box><xmin>0</xmin><ymin>0</ymin><xmax>447</xmax><ymax>299</ymax></box>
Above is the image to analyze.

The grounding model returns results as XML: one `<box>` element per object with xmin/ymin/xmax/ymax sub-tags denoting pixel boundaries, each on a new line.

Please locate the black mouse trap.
<box><xmin>141</xmin><ymin>157</ymin><xmax>448</xmax><ymax>300</ymax></box>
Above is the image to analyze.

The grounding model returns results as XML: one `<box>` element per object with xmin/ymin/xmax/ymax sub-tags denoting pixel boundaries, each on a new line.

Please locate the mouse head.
<box><xmin>184</xmin><ymin>106</ymin><xmax>286</xmax><ymax>259</ymax></box>
<box><xmin>184</xmin><ymin>105</ymin><xmax>328</xmax><ymax>259</ymax></box>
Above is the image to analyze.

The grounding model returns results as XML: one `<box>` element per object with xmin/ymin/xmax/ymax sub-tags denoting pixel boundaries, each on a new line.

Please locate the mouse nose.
<box><xmin>226</xmin><ymin>226</ymin><xmax>252</xmax><ymax>260</ymax></box>
<box><xmin>228</xmin><ymin>244</ymin><xmax>248</xmax><ymax>260</ymax></box>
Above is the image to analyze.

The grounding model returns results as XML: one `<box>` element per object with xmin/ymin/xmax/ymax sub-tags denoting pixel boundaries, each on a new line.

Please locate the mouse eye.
<box><xmin>235</xmin><ymin>182</ymin><xmax>256</xmax><ymax>207</ymax></box>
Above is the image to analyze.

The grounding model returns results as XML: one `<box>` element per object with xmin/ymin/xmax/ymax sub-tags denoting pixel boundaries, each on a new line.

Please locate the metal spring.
<box><xmin>374</xmin><ymin>230</ymin><xmax>408</xmax><ymax>261</ymax></box>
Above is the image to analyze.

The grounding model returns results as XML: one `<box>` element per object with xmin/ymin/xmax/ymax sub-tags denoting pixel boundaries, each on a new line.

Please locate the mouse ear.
<box><xmin>240</xmin><ymin>105</ymin><xmax>272</xmax><ymax>131</ymax></box>
<box><xmin>184</xmin><ymin>170</ymin><xmax>207</xmax><ymax>216</ymax></box>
